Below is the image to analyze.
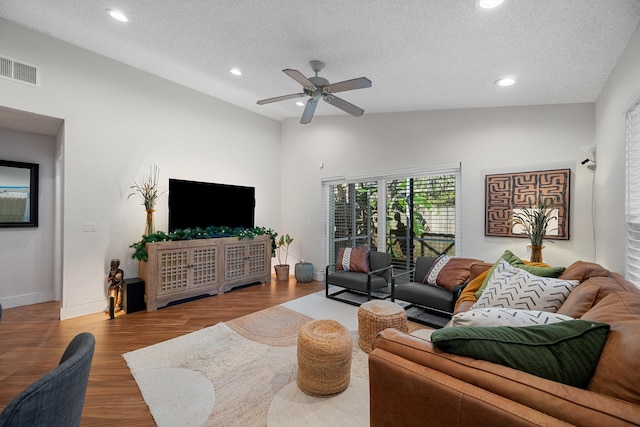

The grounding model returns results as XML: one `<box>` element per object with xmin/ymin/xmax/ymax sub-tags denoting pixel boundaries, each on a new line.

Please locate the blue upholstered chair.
<box><xmin>0</xmin><ymin>332</ymin><xmax>95</xmax><ymax>427</ymax></box>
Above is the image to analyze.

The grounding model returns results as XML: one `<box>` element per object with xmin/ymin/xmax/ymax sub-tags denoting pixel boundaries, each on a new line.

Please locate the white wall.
<box><xmin>281</xmin><ymin>103</ymin><xmax>596</xmax><ymax>274</ymax></box>
<box><xmin>594</xmin><ymin>23</ymin><xmax>640</xmax><ymax>274</ymax></box>
<box><xmin>0</xmin><ymin>128</ymin><xmax>56</xmax><ymax>307</ymax></box>
<box><xmin>0</xmin><ymin>19</ymin><xmax>282</xmax><ymax>318</ymax></box>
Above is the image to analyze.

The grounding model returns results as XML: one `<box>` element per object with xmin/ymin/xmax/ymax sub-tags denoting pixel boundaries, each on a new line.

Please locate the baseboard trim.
<box><xmin>0</xmin><ymin>291</ymin><xmax>55</xmax><ymax>309</ymax></box>
<box><xmin>60</xmin><ymin>300</ymin><xmax>107</xmax><ymax>320</ymax></box>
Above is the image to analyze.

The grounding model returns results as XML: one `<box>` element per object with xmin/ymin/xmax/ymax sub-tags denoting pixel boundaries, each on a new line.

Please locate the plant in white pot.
<box><xmin>274</xmin><ymin>234</ymin><xmax>293</xmax><ymax>281</ymax></box>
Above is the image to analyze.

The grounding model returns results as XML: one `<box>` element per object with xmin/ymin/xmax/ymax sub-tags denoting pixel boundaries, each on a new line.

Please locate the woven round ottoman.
<box><xmin>297</xmin><ymin>319</ymin><xmax>352</xmax><ymax>397</ymax></box>
<box><xmin>358</xmin><ymin>300</ymin><xmax>408</xmax><ymax>353</ymax></box>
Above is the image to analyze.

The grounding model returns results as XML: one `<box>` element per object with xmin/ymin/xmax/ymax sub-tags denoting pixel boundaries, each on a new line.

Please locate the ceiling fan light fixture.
<box><xmin>476</xmin><ymin>0</ymin><xmax>505</xmax><ymax>10</ymax></box>
<box><xmin>257</xmin><ymin>60</ymin><xmax>371</xmax><ymax>124</ymax></box>
<box><xmin>229</xmin><ymin>68</ymin><xmax>242</xmax><ymax>76</ymax></box>
<box><xmin>107</xmin><ymin>9</ymin><xmax>128</xmax><ymax>22</ymax></box>
<box><xmin>495</xmin><ymin>77</ymin><xmax>516</xmax><ymax>87</ymax></box>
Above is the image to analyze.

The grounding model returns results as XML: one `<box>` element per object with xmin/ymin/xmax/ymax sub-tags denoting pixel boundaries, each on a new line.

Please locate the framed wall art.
<box><xmin>485</xmin><ymin>168</ymin><xmax>570</xmax><ymax>240</ymax></box>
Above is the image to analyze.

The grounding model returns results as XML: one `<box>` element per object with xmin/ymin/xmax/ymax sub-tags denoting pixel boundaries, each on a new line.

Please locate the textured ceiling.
<box><xmin>1</xmin><ymin>0</ymin><xmax>640</xmax><ymax>123</ymax></box>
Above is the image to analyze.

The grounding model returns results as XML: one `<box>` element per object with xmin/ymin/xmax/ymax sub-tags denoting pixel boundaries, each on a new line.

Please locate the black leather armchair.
<box><xmin>0</xmin><ymin>332</ymin><xmax>96</xmax><ymax>427</ymax></box>
<box><xmin>326</xmin><ymin>250</ymin><xmax>393</xmax><ymax>305</ymax></box>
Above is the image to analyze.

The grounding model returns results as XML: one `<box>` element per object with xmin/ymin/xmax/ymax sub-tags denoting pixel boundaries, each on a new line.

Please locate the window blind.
<box><xmin>386</xmin><ymin>174</ymin><xmax>457</xmax><ymax>275</ymax></box>
<box><xmin>326</xmin><ymin>181</ymin><xmax>378</xmax><ymax>265</ymax></box>
<box><xmin>626</xmin><ymin>100</ymin><xmax>640</xmax><ymax>285</ymax></box>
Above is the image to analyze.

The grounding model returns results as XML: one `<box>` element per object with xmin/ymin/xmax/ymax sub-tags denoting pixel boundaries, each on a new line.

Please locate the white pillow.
<box><xmin>451</xmin><ymin>307</ymin><xmax>574</xmax><ymax>327</ymax></box>
<box><xmin>472</xmin><ymin>259</ymin><xmax>579</xmax><ymax>312</ymax></box>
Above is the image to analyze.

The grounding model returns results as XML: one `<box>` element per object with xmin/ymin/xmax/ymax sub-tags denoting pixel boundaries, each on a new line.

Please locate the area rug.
<box><xmin>123</xmin><ymin>292</ymin><xmax>432</xmax><ymax>426</ymax></box>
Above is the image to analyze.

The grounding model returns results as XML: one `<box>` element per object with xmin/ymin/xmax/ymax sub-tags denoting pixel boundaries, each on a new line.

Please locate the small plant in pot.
<box><xmin>274</xmin><ymin>234</ymin><xmax>293</xmax><ymax>281</ymax></box>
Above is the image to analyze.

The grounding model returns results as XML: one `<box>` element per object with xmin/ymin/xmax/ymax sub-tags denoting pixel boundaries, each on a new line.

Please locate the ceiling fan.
<box><xmin>257</xmin><ymin>60</ymin><xmax>372</xmax><ymax>124</ymax></box>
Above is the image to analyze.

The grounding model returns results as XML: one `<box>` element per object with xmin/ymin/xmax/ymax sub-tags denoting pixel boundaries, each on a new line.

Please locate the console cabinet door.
<box><xmin>224</xmin><ymin>242</ymin><xmax>248</xmax><ymax>281</ymax></box>
<box><xmin>246</xmin><ymin>239</ymin><xmax>269</xmax><ymax>278</ymax></box>
<box><xmin>190</xmin><ymin>245</ymin><xmax>219</xmax><ymax>289</ymax></box>
<box><xmin>156</xmin><ymin>245</ymin><xmax>219</xmax><ymax>295</ymax></box>
<box><xmin>224</xmin><ymin>239</ymin><xmax>269</xmax><ymax>282</ymax></box>
<box><xmin>156</xmin><ymin>247</ymin><xmax>189</xmax><ymax>295</ymax></box>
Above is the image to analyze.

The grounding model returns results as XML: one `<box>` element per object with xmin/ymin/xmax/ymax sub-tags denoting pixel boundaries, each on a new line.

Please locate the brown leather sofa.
<box><xmin>369</xmin><ymin>261</ymin><xmax>640</xmax><ymax>427</ymax></box>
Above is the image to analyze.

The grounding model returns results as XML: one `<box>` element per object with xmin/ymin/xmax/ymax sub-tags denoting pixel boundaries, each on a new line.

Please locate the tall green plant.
<box><xmin>511</xmin><ymin>197</ymin><xmax>557</xmax><ymax>246</ymax></box>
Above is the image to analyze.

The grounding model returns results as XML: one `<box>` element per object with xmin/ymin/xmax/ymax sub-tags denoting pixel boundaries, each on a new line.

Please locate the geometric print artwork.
<box><xmin>472</xmin><ymin>260</ymin><xmax>579</xmax><ymax>313</ymax></box>
<box><xmin>485</xmin><ymin>168</ymin><xmax>570</xmax><ymax>239</ymax></box>
<box><xmin>450</xmin><ymin>307</ymin><xmax>574</xmax><ymax>328</ymax></box>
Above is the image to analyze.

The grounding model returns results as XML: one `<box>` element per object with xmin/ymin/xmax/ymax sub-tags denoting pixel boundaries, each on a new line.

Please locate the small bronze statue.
<box><xmin>107</xmin><ymin>258</ymin><xmax>125</xmax><ymax>312</ymax></box>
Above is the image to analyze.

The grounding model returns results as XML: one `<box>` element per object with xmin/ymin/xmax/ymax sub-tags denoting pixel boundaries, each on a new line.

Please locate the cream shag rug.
<box><xmin>123</xmin><ymin>292</ymin><xmax>431</xmax><ymax>426</ymax></box>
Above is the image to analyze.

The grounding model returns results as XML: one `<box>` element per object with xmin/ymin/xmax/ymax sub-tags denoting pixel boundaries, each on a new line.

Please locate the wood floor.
<box><xmin>0</xmin><ymin>277</ymin><xmax>325</xmax><ymax>426</ymax></box>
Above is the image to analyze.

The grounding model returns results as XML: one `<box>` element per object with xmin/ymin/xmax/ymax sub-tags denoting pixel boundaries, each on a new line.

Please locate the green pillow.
<box><xmin>431</xmin><ymin>320</ymin><xmax>610</xmax><ymax>388</ymax></box>
<box><xmin>474</xmin><ymin>250</ymin><xmax>566</xmax><ymax>299</ymax></box>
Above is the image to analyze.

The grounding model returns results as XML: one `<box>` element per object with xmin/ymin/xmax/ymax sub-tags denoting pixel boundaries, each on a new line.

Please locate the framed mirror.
<box><xmin>0</xmin><ymin>160</ymin><xmax>39</xmax><ymax>228</ymax></box>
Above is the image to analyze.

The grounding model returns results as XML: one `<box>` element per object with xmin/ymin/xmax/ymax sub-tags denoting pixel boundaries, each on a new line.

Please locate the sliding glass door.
<box><xmin>322</xmin><ymin>164</ymin><xmax>460</xmax><ymax>281</ymax></box>
<box><xmin>386</xmin><ymin>174</ymin><xmax>457</xmax><ymax>274</ymax></box>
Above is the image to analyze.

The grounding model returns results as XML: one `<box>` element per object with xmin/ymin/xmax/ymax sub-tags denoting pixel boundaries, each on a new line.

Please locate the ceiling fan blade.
<box><xmin>327</xmin><ymin>77</ymin><xmax>372</xmax><ymax>93</ymax></box>
<box><xmin>300</xmin><ymin>98</ymin><xmax>319</xmax><ymax>124</ymax></box>
<box><xmin>283</xmin><ymin>69</ymin><xmax>315</xmax><ymax>88</ymax></box>
<box><xmin>323</xmin><ymin>95</ymin><xmax>365</xmax><ymax>117</ymax></box>
<box><xmin>257</xmin><ymin>93</ymin><xmax>305</xmax><ymax>105</ymax></box>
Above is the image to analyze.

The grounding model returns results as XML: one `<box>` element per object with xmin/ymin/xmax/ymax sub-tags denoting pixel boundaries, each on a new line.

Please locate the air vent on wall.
<box><xmin>0</xmin><ymin>55</ymin><xmax>39</xmax><ymax>86</ymax></box>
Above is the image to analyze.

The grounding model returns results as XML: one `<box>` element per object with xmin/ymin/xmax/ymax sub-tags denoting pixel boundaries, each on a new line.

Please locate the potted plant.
<box><xmin>274</xmin><ymin>233</ymin><xmax>293</xmax><ymax>281</ymax></box>
<box><xmin>511</xmin><ymin>196</ymin><xmax>557</xmax><ymax>262</ymax></box>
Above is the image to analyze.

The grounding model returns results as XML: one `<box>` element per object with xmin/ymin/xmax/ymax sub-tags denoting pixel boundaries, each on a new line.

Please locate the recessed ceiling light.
<box><xmin>230</xmin><ymin>68</ymin><xmax>242</xmax><ymax>76</ymax></box>
<box><xmin>476</xmin><ymin>0</ymin><xmax>505</xmax><ymax>10</ymax></box>
<box><xmin>495</xmin><ymin>77</ymin><xmax>516</xmax><ymax>87</ymax></box>
<box><xmin>295</xmin><ymin>101</ymin><xmax>305</xmax><ymax>107</ymax></box>
<box><xmin>107</xmin><ymin>9</ymin><xmax>128</xmax><ymax>22</ymax></box>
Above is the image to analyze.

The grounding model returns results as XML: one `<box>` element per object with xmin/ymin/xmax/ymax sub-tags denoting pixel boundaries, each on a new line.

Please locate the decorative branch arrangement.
<box><xmin>127</xmin><ymin>164</ymin><xmax>167</xmax><ymax>210</ymax></box>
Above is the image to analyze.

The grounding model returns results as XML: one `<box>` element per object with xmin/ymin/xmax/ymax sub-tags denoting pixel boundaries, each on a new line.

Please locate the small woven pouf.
<box><xmin>297</xmin><ymin>319</ymin><xmax>352</xmax><ymax>397</ymax></box>
<box><xmin>358</xmin><ymin>300</ymin><xmax>408</xmax><ymax>353</ymax></box>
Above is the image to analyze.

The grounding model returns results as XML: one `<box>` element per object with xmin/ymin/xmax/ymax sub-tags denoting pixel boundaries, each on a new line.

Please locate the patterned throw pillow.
<box><xmin>451</xmin><ymin>307</ymin><xmax>574</xmax><ymax>327</ymax></box>
<box><xmin>474</xmin><ymin>250</ymin><xmax>566</xmax><ymax>299</ymax></box>
<box><xmin>425</xmin><ymin>254</ymin><xmax>451</xmax><ymax>284</ymax></box>
<box><xmin>472</xmin><ymin>259</ymin><xmax>579</xmax><ymax>312</ymax></box>
<box><xmin>336</xmin><ymin>246</ymin><xmax>370</xmax><ymax>273</ymax></box>
<box><xmin>424</xmin><ymin>255</ymin><xmax>483</xmax><ymax>292</ymax></box>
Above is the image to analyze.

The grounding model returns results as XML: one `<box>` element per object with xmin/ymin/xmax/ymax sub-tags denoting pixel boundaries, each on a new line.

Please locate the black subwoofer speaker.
<box><xmin>123</xmin><ymin>277</ymin><xmax>146</xmax><ymax>313</ymax></box>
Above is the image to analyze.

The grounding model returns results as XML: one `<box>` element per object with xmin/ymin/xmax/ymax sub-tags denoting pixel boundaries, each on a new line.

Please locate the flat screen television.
<box><xmin>168</xmin><ymin>179</ymin><xmax>255</xmax><ymax>232</ymax></box>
